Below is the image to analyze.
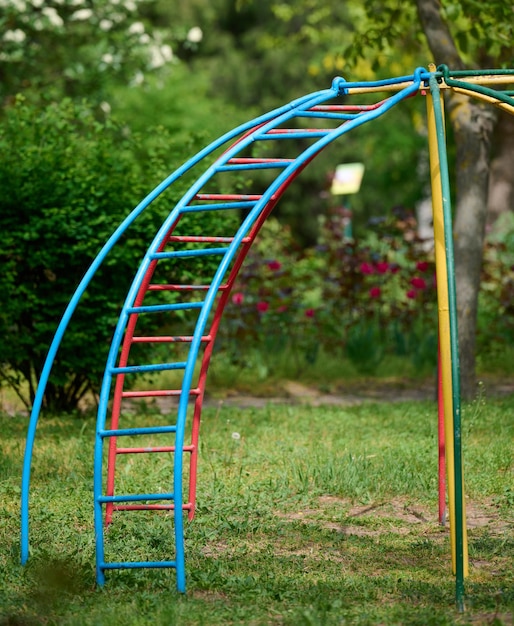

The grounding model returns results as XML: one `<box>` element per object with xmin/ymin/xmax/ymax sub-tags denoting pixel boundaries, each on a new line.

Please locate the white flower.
<box><xmin>68</xmin><ymin>0</ymin><xmax>85</xmax><ymax>5</ymax></box>
<box><xmin>99</xmin><ymin>101</ymin><xmax>111</xmax><ymax>114</ymax></box>
<box><xmin>128</xmin><ymin>21</ymin><xmax>145</xmax><ymax>35</ymax></box>
<box><xmin>131</xmin><ymin>70</ymin><xmax>144</xmax><ymax>86</ymax></box>
<box><xmin>148</xmin><ymin>44</ymin><xmax>165</xmax><ymax>68</ymax></box>
<box><xmin>11</xmin><ymin>0</ymin><xmax>27</xmax><ymax>11</ymax></box>
<box><xmin>139</xmin><ymin>33</ymin><xmax>150</xmax><ymax>44</ymax></box>
<box><xmin>71</xmin><ymin>8</ymin><xmax>93</xmax><ymax>20</ymax></box>
<box><xmin>30</xmin><ymin>0</ymin><xmax>44</xmax><ymax>7</ymax></box>
<box><xmin>42</xmin><ymin>6</ymin><xmax>64</xmax><ymax>27</ymax></box>
<box><xmin>99</xmin><ymin>19</ymin><xmax>113</xmax><ymax>31</ymax></box>
<box><xmin>101</xmin><ymin>53</ymin><xmax>114</xmax><ymax>64</ymax></box>
<box><xmin>231</xmin><ymin>432</ymin><xmax>241</xmax><ymax>441</ymax></box>
<box><xmin>3</xmin><ymin>29</ymin><xmax>26</xmax><ymax>43</ymax></box>
<box><xmin>186</xmin><ymin>26</ymin><xmax>203</xmax><ymax>43</ymax></box>
<box><xmin>123</xmin><ymin>0</ymin><xmax>136</xmax><ymax>11</ymax></box>
<box><xmin>160</xmin><ymin>44</ymin><xmax>173</xmax><ymax>62</ymax></box>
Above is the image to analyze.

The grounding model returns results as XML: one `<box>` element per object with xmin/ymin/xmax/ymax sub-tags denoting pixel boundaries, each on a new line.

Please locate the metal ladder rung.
<box><xmin>166</xmin><ymin>234</ymin><xmax>252</xmax><ymax>244</ymax></box>
<box><xmin>115</xmin><ymin>445</ymin><xmax>194</xmax><ymax>455</ymax></box>
<box><xmin>150</xmin><ymin>247</ymin><xmax>228</xmax><ymax>260</ymax></box>
<box><xmin>98</xmin><ymin>492</ymin><xmax>175</xmax><ymax>504</ymax></box>
<box><xmin>194</xmin><ymin>193</ymin><xmax>263</xmax><ymax>201</ymax></box>
<box><xmin>216</xmin><ymin>160</ymin><xmax>291</xmax><ymax>171</ymax></box>
<box><xmin>101</xmin><ymin>561</ymin><xmax>177</xmax><ymax>571</ymax></box>
<box><xmin>180</xmin><ymin>201</ymin><xmax>256</xmax><ymax>212</ymax></box>
<box><xmin>110</xmin><ymin>362</ymin><xmax>187</xmax><ymax>375</ymax></box>
<box><xmin>121</xmin><ymin>387</ymin><xmax>201</xmax><ymax>397</ymax></box>
<box><xmin>112</xmin><ymin>503</ymin><xmax>192</xmax><ymax>511</ymax></box>
<box><xmin>227</xmin><ymin>157</ymin><xmax>294</xmax><ymax>164</ymax></box>
<box><xmin>127</xmin><ymin>302</ymin><xmax>203</xmax><ymax>314</ymax></box>
<box><xmin>146</xmin><ymin>284</ymin><xmax>224</xmax><ymax>292</ymax></box>
<box><xmin>99</xmin><ymin>425</ymin><xmax>177</xmax><ymax>438</ymax></box>
<box><xmin>310</xmin><ymin>103</ymin><xmax>383</xmax><ymax>112</ymax></box>
<box><xmin>298</xmin><ymin>110</ymin><xmax>355</xmax><ymax>120</ymax></box>
<box><xmin>256</xmin><ymin>128</ymin><xmax>332</xmax><ymax>139</ymax></box>
<box><xmin>130</xmin><ymin>335</ymin><xmax>211</xmax><ymax>344</ymax></box>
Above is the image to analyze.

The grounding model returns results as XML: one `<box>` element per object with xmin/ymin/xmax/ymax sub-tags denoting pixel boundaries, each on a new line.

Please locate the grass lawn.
<box><xmin>0</xmin><ymin>393</ymin><xmax>512</xmax><ymax>625</ymax></box>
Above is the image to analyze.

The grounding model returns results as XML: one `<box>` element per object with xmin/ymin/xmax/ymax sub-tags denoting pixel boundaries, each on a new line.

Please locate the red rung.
<box><xmin>147</xmin><ymin>283</ymin><xmax>212</xmax><ymax>291</ymax></box>
<box><xmin>226</xmin><ymin>158</ymin><xmax>294</xmax><ymax>164</ymax></box>
<box><xmin>167</xmin><ymin>235</ymin><xmax>235</xmax><ymax>243</ymax></box>
<box><xmin>121</xmin><ymin>388</ymin><xmax>201</xmax><ymax>398</ymax></box>
<box><xmin>265</xmin><ymin>128</ymin><xmax>333</xmax><ymax>134</ymax></box>
<box><xmin>130</xmin><ymin>336</ymin><xmax>211</xmax><ymax>343</ymax></box>
<box><xmin>112</xmin><ymin>503</ymin><xmax>193</xmax><ymax>511</ymax></box>
<box><xmin>194</xmin><ymin>193</ymin><xmax>262</xmax><ymax>201</ymax></box>
<box><xmin>166</xmin><ymin>235</ymin><xmax>252</xmax><ymax>244</ymax></box>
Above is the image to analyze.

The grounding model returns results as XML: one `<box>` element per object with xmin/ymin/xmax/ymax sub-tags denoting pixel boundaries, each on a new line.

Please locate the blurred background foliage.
<box><xmin>0</xmin><ymin>0</ymin><xmax>512</xmax><ymax>410</ymax></box>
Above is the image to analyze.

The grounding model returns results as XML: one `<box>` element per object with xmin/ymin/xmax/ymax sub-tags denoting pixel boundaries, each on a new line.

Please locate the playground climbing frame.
<box><xmin>20</xmin><ymin>66</ymin><xmax>514</xmax><ymax>610</ymax></box>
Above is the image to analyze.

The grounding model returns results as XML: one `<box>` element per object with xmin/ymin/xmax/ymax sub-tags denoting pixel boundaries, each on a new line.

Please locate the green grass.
<box><xmin>1</xmin><ymin>394</ymin><xmax>513</xmax><ymax>625</ymax></box>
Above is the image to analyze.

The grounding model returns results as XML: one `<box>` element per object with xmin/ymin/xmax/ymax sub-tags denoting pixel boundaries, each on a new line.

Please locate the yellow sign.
<box><xmin>330</xmin><ymin>162</ymin><xmax>365</xmax><ymax>195</ymax></box>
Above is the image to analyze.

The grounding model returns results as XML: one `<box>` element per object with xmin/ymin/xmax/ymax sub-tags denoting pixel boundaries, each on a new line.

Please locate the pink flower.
<box><xmin>410</xmin><ymin>276</ymin><xmax>427</xmax><ymax>290</ymax></box>
<box><xmin>406</xmin><ymin>289</ymin><xmax>417</xmax><ymax>299</ymax></box>
<box><xmin>369</xmin><ymin>286</ymin><xmax>381</xmax><ymax>298</ymax></box>
<box><xmin>277</xmin><ymin>305</ymin><xmax>288</xmax><ymax>313</ymax></box>
<box><xmin>416</xmin><ymin>261</ymin><xmax>429</xmax><ymax>272</ymax></box>
<box><xmin>359</xmin><ymin>262</ymin><xmax>374</xmax><ymax>275</ymax></box>
<box><xmin>305</xmin><ymin>308</ymin><xmax>315</xmax><ymax>318</ymax></box>
<box><xmin>390</xmin><ymin>264</ymin><xmax>400</xmax><ymax>274</ymax></box>
<box><xmin>267</xmin><ymin>260</ymin><xmax>282</xmax><ymax>271</ymax></box>
<box><xmin>232</xmin><ymin>292</ymin><xmax>244</xmax><ymax>305</ymax></box>
<box><xmin>257</xmin><ymin>301</ymin><xmax>269</xmax><ymax>313</ymax></box>
<box><xmin>375</xmin><ymin>262</ymin><xmax>389</xmax><ymax>274</ymax></box>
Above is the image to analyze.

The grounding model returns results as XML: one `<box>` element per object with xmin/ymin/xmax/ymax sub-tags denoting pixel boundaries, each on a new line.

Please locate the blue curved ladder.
<box><xmin>21</xmin><ymin>70</ymin><xmax>427</xmax><ymax>593</ymax></box>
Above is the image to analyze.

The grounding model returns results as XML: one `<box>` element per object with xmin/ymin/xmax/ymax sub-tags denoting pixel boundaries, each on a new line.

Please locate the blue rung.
<box><xmin>99</xmin><ymin>425</ymin><xmax>177</xmax><ymax>437</ymax></box>
<box><xmin>109</xmin><ymin>362</ymin><xmax>187</xmax><ymax>375</ymax></box>
<box><xmin>126</xmin><ymin>302</ymin><xmax>204</xmax><ymax>314</ymax></box>
<box><xmin>101</xmin><ymin>560</ymin><xmax>177</xmax><ymax>570</ymax></box>
<box><xmin>180</xmin><ymin>201</ymin><xmax>256</xmax><ymax>212</ymax></box>
<box><xmin>216</xmin><ymin>162</ymin><xmax>291</xmax><ymax>171</ymax></box>
<box><xmin>150</xmin><ymin>247</ymin><xmax>229</xmax><ymax>260</ymax></box>
<box><xmin>98</xmin><ymin>492</ymin><xmax>175</xmax><ymax>503</ymax></box>
<box><xmin>300</xmin><ymin>111</ymin><xmax>357</xmax><ymax>120</ymax></box>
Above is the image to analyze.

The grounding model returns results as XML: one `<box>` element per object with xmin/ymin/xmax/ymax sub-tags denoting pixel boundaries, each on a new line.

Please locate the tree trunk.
<box><xmin>414</xmin><ymin>0</ymin><xmax>501</xmax><ymax>400</ymax></box>
<box><xmin>487</xmin><ymin>111</ymin><xmax>514</xmax><ymax>230</ymax></box>
<box><xmin>447</xmin><ymin>94</ymin><xmax>497</xmax><ymax>399</ymax></box>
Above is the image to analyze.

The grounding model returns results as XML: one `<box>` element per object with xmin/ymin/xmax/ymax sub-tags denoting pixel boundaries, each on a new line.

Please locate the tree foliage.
<box><xmin>0</xmin><ymin>0</ymin><xmax>175</xmax><ymax>103</ymax></box>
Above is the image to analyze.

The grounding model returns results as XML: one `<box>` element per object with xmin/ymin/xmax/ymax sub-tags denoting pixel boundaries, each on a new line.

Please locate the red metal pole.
<box><xmin>438</xmin><ymin>340</ymin><xmax>446</xmax><ymax>525</ymax></box>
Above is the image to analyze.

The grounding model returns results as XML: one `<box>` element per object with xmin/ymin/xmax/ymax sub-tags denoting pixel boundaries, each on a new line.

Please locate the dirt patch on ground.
<box><xmin>274</xmin><ymin>495</ymin><xmax>511</xmax><ymax>539</ymax></box>
<box><xmin>202</xmin><ymin>374</ymin><xmax>514</xmax><ymax>410</ymax></box>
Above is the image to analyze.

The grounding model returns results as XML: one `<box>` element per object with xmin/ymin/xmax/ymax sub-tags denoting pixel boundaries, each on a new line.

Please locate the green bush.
<box><xmin>0</xmin><ymin>95</ymin><xmax>231</xmax><ymax>411</ymax></box>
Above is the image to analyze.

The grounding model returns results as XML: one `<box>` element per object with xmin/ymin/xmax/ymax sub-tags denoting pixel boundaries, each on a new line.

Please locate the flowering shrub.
<box><xmin>217</xmin><ymin>208</ymin><xmax>438</xmax><ymax>374</ymax></box>
<box><xmin>217</xmin><ymin>205</ymin><xmax>512</xmax><ymax>378</ymax></box>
